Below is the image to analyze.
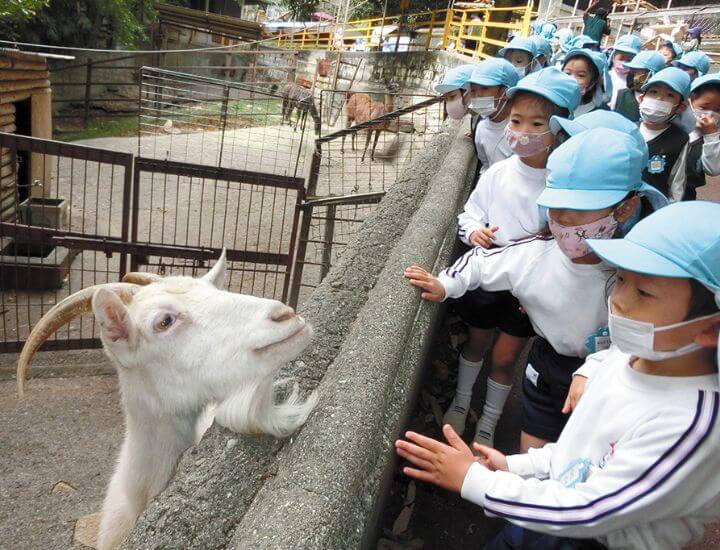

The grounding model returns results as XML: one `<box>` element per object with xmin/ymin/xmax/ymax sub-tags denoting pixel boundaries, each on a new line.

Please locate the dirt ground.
<box><xmin>0</xmin><ymin>351</ymin><xmax>121</xmax><ymax>549</ymax></box>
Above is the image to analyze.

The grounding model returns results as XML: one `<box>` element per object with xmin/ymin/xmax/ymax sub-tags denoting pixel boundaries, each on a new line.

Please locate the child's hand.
<box><xmin>696</xmin><ymin>112</ymin><xmax>719</xmax><ymax>136</ymax></box>
<box><xmin>469</xmin><ymin>226</ymin><xmax>499</xmax><ymax>248</ymax></box>
<box><xmin>395</xmin><ymin>424</ymin><xmax>476</xmax><ymax>493</ymax></box>
<box><xmin>562</xmin><ymin>375</ymin><xmax>588</xmax><ymax>414</ymax></box>
<box><xmin>404</xmin><ymin>265</ymin><xmax>446</xmax><ymax>302</ymax></box>
<box><xmin>472</xmin><ymin>443</ymin><xmax>509</xmax><ymax>471</ymax></box>
<box><xmin>465</xmin><ymin>130</ymin><xmax>472</xmax><ymax>138</ymax></box>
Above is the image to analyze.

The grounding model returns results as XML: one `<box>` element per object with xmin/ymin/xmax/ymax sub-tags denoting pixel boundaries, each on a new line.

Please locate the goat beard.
<box><xmin>214</xmin><ymin>375</ymin><xmax>318</xmax><ymax>438</ymax></box>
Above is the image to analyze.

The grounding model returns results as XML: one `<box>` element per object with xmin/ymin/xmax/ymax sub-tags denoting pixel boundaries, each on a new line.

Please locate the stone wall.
<box><xmin>122</xmin><ymin>119</ymin><xmax>477</xmax><ymax>548</ymax></box>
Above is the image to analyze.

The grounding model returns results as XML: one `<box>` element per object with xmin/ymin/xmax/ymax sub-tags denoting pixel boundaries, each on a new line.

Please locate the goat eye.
<box><xmin>155</xmin><ymin>314</ymin><xmax>176</xmax><ymax>332</ymax></box>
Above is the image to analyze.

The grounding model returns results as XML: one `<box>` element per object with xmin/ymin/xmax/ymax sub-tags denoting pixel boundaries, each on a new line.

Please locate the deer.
<box><xmin>341</xmin><ymin>83</ymin><xmax>414</xmax><ymax>162</ymax></box>
<box><xmin>16</xmin><ymin>250</ymin><xmax>318</xmax><ymax>549</ymax></box>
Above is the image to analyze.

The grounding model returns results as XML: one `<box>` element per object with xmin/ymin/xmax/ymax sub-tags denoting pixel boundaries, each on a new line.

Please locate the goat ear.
<box><xmin>202</xmin><ymin>248</ymin><xmax>227</xmax><ymax>289</ymax></box>
<box><xmin>92</xmin><ymin>288</ymin><xmax>132</xmax><ymax>343</ymax></box>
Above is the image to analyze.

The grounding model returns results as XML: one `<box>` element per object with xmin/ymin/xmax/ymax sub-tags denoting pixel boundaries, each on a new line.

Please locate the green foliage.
<box><xmin>0</xmin><ymin>0</ymin><xmax>49</xmax><ymax>20</ymax></box>
<box><xmin>280</xmin><ymin>0</ymin><xmax>320</xmax><ymax>20</ymax></box>
<box><xmin>0</xmin><ymin>0</ymin><xmax>156</xmax><ymax>48</ymax></box>
<box><xmin>350</xmin><ymin>0</ymin><xmax>448</xmax><ymax>19</ymax></box>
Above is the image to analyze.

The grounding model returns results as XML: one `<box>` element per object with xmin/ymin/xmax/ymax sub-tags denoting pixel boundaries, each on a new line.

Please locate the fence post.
<box><xmin>84</xmin><ymin>58</ymin><xmax>93</xmax><ymax>129</ymax></box>
<box><xmin>455</xmin><ymin>11</ymin><xmax>466</xmax><ymax>52</ymax></box>
<box><xmin>217</xmin><ymin>86</ymin><xmax>230</xmax><ymax>167</ymax></box>
<box><xmin>320</xmin><ymin>204</ymin><xmax>336</xmax><ymax>280</ymax></box>
<box><xmin>426</xmin><ymin>10</ymin><xmax>436</xmax><ymax>50</ymax></box>
<box><xmin>441</xmin><ymin>9</ymin><xmax>453</xmax><ymax>50</ymax></box>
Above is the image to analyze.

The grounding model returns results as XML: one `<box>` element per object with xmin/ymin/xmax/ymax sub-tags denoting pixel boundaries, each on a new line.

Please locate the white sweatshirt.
<box><xmin>474</xmin><ymin>117</ymin><xmax>513</xmax><ymax>174</ymax></box>
<box><xmin>689</xmin><ymin>130</ymin><xmax>720</xmax><ymax>177</ymax></box>
<box><xmin>457</xmin><ymin>156</ymin><xmax>547</xmax><ymax>247</ymax></box>
<box><xmin>439</xmin><ymin>237</ymin><xmax>614</xmax><ymax>357</ymax></box>
<box><xmin>461</xmin><ymin>347</ymin><xmax>720</xmax><ymax>550</ymax></box>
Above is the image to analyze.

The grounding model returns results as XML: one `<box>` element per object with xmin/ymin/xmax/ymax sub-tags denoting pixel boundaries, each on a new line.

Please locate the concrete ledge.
<box><xmin>123</xmin><ymin>120</ymin><xmax>476</xmax><ymax>548</ymax></box>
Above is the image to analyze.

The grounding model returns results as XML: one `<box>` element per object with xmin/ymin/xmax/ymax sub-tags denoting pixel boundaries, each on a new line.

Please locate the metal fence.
<box><xmin>288</xmin><ymin>94</ymin><xmax>444</xmax><ymax>306</ymax></box>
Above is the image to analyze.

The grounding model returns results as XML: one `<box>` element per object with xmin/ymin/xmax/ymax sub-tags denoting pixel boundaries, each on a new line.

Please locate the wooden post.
<box><xmin>84</xmin><ymin>58</ymin><xmax>93</xmax><ymax>129</ymax></box>
<box><xmin>30</xmin><ymin>89</ymin><xmax>52</xmax><ymax>198</ymax></box>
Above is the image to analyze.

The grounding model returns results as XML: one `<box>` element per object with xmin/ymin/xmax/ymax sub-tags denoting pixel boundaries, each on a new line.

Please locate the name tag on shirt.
<box><xmin>525</xmin><ymin>363</ymin><xmax>540</xmax><ymax>387</ymax></box>
<box><xmin>586</xmin><ymin>327</ymin><xmax>611</xmax><ymax>354</ymax></box>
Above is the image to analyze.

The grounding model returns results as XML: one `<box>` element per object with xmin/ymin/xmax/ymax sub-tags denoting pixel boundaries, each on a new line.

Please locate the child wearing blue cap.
<box><xmin>613</xmin><ymin>50</ymin><xmax>666</xmax><ymax>123</ymax></box>
<box><xmin>446</xmin><ymin>68</ymin><xmax>580</xmax><ymax>449</ymax></box>
<box><xmin>498</xmin><ymin>36</ymin><xmax>537</xmax><ymax>78</ymax></box>
<box><xmin>434</xmin><ymin>64</ymin><xmax>476</xmax><ymax>121</ymax></box>
<box><xmin>531</xmin><ymin>36</ymin><xmax>552</xmax><ymax>69</ymax></box>
<box><xmin>396</xmin><ymin>201</ymin><xmax>719</xmax><ymax>550</ymax></box>
<box><xmin>684</xmin><ymin>74</ymin><xmax>720</xmax><ymax>200</ymax></box>
<box><xmin>607</xmin><ymin>34</ymin><xmax>642</xmax><ymax>109</ymax></box>
<box><xmin>672</xmin><ymin>51</ymin><xmax>712</xmax><ymax>133</ymax></box>
<box><xmin>551</xmin><ymin>28</ymin><xmax>574</xmax><ymax>67</ymax></box>
<box><xmin>562</xmin><ymin>49</ymin><xmax>611</xmax><ymax>117</ymax></box>
<box><xmin>660</xmin><ymin>40</ymin><xmax>683</xmax><ymax>67</ymax></box>
<box><xmin>464</xmin><ymin>59</ymin><xmax>519</xmax><ymax>172</ymax></box>
<box><xmin>638</xmin><ymin>67</ymin><xmax>691</xmax><ymax>200</ymax></box>
<box><xmin>408</xmin><ymin>128</ymin><xmax>663</xmax><ymax>453</ymax></box>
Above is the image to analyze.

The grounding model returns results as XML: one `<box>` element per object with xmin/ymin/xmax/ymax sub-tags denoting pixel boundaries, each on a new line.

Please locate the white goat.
<box><xmin>16</xmin><ymin>251</ymin><xmax>318</xmax><ymax>549</ymax></box>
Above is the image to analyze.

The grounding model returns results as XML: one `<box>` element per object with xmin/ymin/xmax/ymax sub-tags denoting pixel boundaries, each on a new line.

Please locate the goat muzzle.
<box><xmin>16</xmin><ymin>283</ymin><xmax>140</xmax><ymax>398</ymax></box>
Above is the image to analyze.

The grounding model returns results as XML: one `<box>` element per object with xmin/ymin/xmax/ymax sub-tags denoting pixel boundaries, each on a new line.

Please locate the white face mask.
<box><xmin>445</xmin><ymin>96</ymin><xmax>468</xmax><ymax>120</ymax></box>
<box><xmin>690</xmin><ymin>101</ymin><xmax>720</xmax><ymax>124</ymax></box>
<box><xmin>608</xmin><ymin>298</ymin><xmax>718</xmax><ymax>361</ymax></box>
<box><xmin>515</xmin><ymin>65</ymin><xmax>528</xmax><ymax>78</ymax></box>
<box><xmin>468</xmin><ymin>95</ymin><xmax>497</xmax><ymax>116</ymax></box>
<box><xmin>639</xmin><ymin>96</ymin><xmax>675</xmax><ymax>124</ymax></box>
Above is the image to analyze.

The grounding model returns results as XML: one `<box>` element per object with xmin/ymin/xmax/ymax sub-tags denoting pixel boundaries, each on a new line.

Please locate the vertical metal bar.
<box><xmin>319</xmin><ymin>204</ymin><xmax>336</xmax><ymax>280</ymax></box>
<box><xmin>119</xmin><ymin>157</ymin><xmax>133</xmax><ymax>277</ymax></box>
<box><xmin>84</xmin><ymin>59</ymin><xmax>93</xmax><ymax>129</ymax></box>
<box><xmin>130</xmin><ymin>161</ymin><xmax>141</xmax><ymax>271</ymax></box>
<box><xmin>218</xmin><ymin>86</ymin><xmax>230</xmax><ymax>168</ymax></box>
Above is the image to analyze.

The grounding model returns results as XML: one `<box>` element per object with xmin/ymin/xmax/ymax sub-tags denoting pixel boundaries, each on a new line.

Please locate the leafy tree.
<box><xmin>280</xmin><ymin>0</ymin><xmax>320</xmax><ymax>20</ymax></box>
<box><xmin>0</xmin><ymin>0</ymin><xmax>49</xmax><ymax>20</ymax></box>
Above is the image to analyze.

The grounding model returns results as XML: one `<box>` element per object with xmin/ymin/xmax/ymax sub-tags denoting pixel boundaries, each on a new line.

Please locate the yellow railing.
<box><xmin>271</xmin><ymin>2</ymin><xmax>535</xmax><ymax>58</ymax></box>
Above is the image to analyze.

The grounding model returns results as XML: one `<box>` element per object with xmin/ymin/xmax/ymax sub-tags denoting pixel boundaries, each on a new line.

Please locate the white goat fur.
<box><xmin>83</xmin><ymin>255</ymin><xmax>317</xmax><ymax>548</ymax></box>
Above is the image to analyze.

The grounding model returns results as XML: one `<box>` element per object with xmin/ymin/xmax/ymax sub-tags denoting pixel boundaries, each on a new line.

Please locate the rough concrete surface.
<box><xmin>122</xmin><ymin>121</ymin><xmax>466</xmax><ymax>548</ymax></box>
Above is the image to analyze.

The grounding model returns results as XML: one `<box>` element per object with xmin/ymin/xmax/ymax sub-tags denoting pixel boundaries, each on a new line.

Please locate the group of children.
<box><xmin>393</xmin><ymin>24</ymin><xmax>720</xmax><ymax>550</ymax></box>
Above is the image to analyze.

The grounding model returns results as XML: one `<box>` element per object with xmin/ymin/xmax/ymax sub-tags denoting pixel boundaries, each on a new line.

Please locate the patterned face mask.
<box><xmin>505</xmin><ymin>127</ymin><xmax>552</xmax><ymax>157</ymax></box>
<box><xmin>548</xmin><ymin>211</ymin><xmax>619</xmax><ymax>259</ymax></box>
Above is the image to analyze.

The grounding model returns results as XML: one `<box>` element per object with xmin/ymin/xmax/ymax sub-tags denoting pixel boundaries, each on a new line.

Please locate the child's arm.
<box><xmin>398</xmin><ymin>394</ymin><xmax>720</xmax><ymax>539</ymax></box>
<box><xmin>457</xmin><ymin>174</ymin><xmax>498</xmax><ymax>248</ymax></box>
<box><xmin>668</xmin><ymin>142</ymin><xmax>689</xmax><ymax>202</ymax></box>
<box><xmin>701</xmin><ymin>132</ymin><xmax>720</xmax><ymax>176</ymax></box>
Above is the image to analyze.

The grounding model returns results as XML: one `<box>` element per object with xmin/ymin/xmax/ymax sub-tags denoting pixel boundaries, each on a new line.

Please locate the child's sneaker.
<box><xmin>442</xmin><ymin>398</ymin><xmax>470</xmax><ymax>435</ymax></box>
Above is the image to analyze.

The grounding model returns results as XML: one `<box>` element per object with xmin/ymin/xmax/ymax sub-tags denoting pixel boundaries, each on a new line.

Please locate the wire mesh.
<box><xmin>0</xmin><ymin>134</ymin><xmax>132</xmax><ymax>351</ymax></box>
<box><xmin>139</xmin><ymin>67</ymin><xmax>315</xmax><ymax>178</ymax></box>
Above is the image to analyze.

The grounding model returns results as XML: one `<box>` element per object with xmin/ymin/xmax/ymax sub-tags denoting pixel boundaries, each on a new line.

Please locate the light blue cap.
<box><xmin>498</xmin><ymin>36</ymin><xmax>537</xmax><ymax>58</ymax></box>
<box><xmin>612</xmin><ymin>34</ymin><xmax>642</xmax><ymax>56</ymax></box>
<box><xmin>691</xmin><ymin>73</ymin><xmax>720</xmax><ymax>95</ymax></box>
<box><xmin>434</xmin><ymin>64</ymin><xmax>475</xmax><ymax>94</ymax></box>
<box><xmin>532</xmin><ymin>36</ymin><xmax>553</xmax><ymax>60</ymax></box>
<box><xmin>623</xmin><ymin>50</ymin><xmax>666</xmax><ymax>75</ymax></box>
<box><xmin>640</xmin><ymin>67</ymin><xmax>691</xmax><ymax>99</ymax></box>
<box><xmin>569</xmin><ymin>34</ymin><xmax>599</xmax><ymax>49</ymax></box>
<box><xmin>539</xmin><ymin>22</ymin><xmax>557</xmax><ymax>40</ymax></box>
<box><xmin>464</xmin><ymin>58</ymin><xmax>519</xmax><ymax>90</ymax></box>
<box><xmin>674</xmin><ymin>51</ymin><xmax>711</xmax><ymax>77</ymax></box>
<box><xmin>563</xmin><ymin>48</ymin><xmax>608</xmax><ymax>78</ymax></box>
<box><xmin>506</xmin><ymin>67</ymin><xmax>581</xmax><ymax>114</ymax></box>
<box><xmin>538</xmin><ymin>128</ymin><xmax>648</xmax><ymax>210</ymax></box>
<box><xmin>663</xmin><ymin>41</ymin><xmax>683</xmax><ymax>59</ymax></box>
<box><xmin>587</xmin><ymin>201</ymin><xmax>720</xmax><ymax>292</ymax></box>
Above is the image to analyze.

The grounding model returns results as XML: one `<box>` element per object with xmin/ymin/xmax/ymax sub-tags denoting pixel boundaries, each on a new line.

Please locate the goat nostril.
<box><xmin>271</xmin><ymin>307</ymin><xmax>296</xmax><ymax>323</ymax></box>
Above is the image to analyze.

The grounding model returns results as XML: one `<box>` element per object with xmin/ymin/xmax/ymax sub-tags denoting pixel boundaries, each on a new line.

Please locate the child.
<box><xmin>685</xmin><ymin>73</ymin><xmax>720</xmax><ymax>200</ymax></box>
<box><xmin>613</xmin><ymin>50</ymin><xmax>665</xmax><ymax>123</ymax></box>
<box><xmin>531</xmin><ymin>36</ymin><xmax>553</xmax><ymax>69</ymax></box>
<box><xmin>606</xmin><ymin>34</ymin><xmax>642</xmax><ymax>110</ymax></box>
<box><xmin>638</xmin><ymin>67</ymin><xmax>691</xmax><ymax>200</ymax></box>
<box><xmin>396</xmin><ymin>201</ymin><xmax>720</xmax><ymax>550</ymax></box>
<box><xmin>672</xmin><ymin>51</ymin><xmax>711</xmax><ymax>133</ymax></box>
<box><xmin>498</xmin><ymin>36</ymin><xmax>537</xmax><ymax>78</ymax></box>
<box><xmin>450</xmin><ymin>68</ymin><xmax>580</xmax><ymax>448</ymax></box>
<box><xmin>561</xmin><ymin>48</ymin><xmax>611</xmax><ymax>117</ymax></box>
<box><xmin>581</xmin><ymin>0</ymin><xmax>611</xmax><ymax>45</ymax></box>
<box><xmin>411</xmin><ymin>128</ymin><xmax>665</xmax><ymax>452</ymax></box>
<box><xmin>660</xmin><ymin>40</ymin><xmax>683</xmax><ymax>67</ymax></box>
<box><xmin>464</xmin><ymin>58</ymin><xmax>519</xmax><ymax>173</ymax></box>
<box><xmin>551</xmin><ymin>28</ymin><xmax>574</xmax><ymax>67</ymax></box>
<box><xmin>435</xmin><ymin>64</ymin><xmax>476</xmax><ymax>120</ymax></box>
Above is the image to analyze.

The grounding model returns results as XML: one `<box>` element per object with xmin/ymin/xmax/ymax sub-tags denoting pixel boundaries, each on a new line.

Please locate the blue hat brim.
<box><xmin>612</xmin><ymin>45</ymin><xmax>639</xmax><ymax>56</ymax></box>
<box><xmin>506</xmin><ymin>85</ymin><xmax>567</xmax><ymax>112</ymax></box>
<box><xmin>464</xmin><ymin>75</ymin><xmax>507</xmax><ymax>88</ymax></box>
<box><xmin>640</xmin><ymin>77</ymin><xmax>687</xmax><ymax>97</ymax></box>
<box><xmin>549</xmin><ymin>115</ymin><xmax>581</xmax><ymax>135</ymax></box>
<box><xmin>498</xmin><ymin>46</ymin><xmax>534</xmax><ymax>58</ymax></box>
<box><xmin>586</xmin><ymin>238</ymin><xmax>690</xmax><ymax>279</ymax></box>
<box><xmin>434</xmin><ymin>84</ymin><xmax>464</xmax><ymax>94</ymax></box>
<box><xmin>536</xmin><ymin>187</ymin><xmax>631</xmax><ymax>211</ymax></box>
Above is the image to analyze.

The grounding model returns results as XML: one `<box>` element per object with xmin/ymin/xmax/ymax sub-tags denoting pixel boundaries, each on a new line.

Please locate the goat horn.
<box><xmin>122</xmin><ymin>272</ymin><xmax>162</xmax><ymax>285</ymax></box>
<box><xmin>17</xmin><ymin>283</ymin><xmax>139</xmax><ymax>399</ymax></box>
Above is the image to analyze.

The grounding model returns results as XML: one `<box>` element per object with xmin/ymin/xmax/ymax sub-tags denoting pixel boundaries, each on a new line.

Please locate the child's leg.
<box><xmin>474</xmin><ymin>331</ymin><xmax>527</xmax><ymax>446</ymax></box>
<box><xmin>520</xmin><ymin>431</ymin><xmax>549</xmax><ymax>453</ymax></box>
<box><xmin>443</xmin><ymin>325</ymin><xmax>494</xmax><ymax>435</ymax></box>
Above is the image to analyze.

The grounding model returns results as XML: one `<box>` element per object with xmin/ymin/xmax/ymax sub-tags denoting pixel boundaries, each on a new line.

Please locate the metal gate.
<box><xmin>0</xmin><ymin>130</ymin><xmax>303</xmax><ymax>352</ymax></box>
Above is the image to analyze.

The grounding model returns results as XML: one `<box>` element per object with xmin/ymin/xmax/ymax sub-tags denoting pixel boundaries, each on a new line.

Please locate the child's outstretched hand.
<box><xmin>472</xmin><ymin>443</ymin><xmax>509</xmax><ymax>472</ymax></box>
<box><xmin>395</xmin><ymin>424</ymin><xmax>476</xmax><ymax>493</ymax></box>
<box><xmin>562</xmin><ymin>374</ymin><xmax>588</xmax><ymax>414</ymax></box>
<box><xmin>469</xmin><ymin>226</ymin><xmax>499</xmax><ymax>248</ymax></box>
<box><xmin>696</xmin><ymin>112</ymin><xmax>719</xmax><ymax>136</ymax></box>
<box><xmin>404</xmin><ymin>265</ymin><xmax>446</xmax><ymax>302</ymax></box>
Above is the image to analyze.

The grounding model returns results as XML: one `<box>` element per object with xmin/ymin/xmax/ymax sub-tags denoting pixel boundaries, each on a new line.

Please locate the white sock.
<box><xmin>453</xmin><ymin>354</ymin><xmax>484</xmax><ymax>411</ymax></box>
<box><xmin>476</xmin><ymin>378</ymin><xmax>512</xmax><ymax>437</ymax></box>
